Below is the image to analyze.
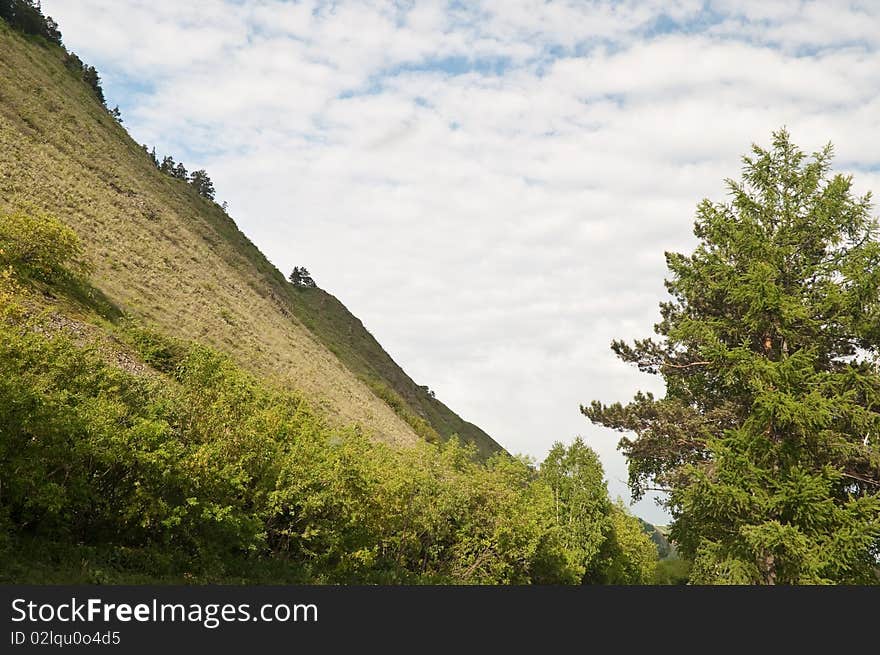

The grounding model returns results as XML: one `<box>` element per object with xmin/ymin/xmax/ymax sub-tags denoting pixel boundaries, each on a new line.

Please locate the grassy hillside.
<box><xmin>0</xmin><ymin>21</ymin><xmax>500</xmax><ymax>455</ymax></box>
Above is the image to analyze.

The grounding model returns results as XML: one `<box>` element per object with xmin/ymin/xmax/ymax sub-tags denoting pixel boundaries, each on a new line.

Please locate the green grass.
<box><xmin>0</xmin><ymin>24</ymin><xmax>499</xmax><ymax>453</ymax></box>
<box><xmin>0</xmin><ymin>537</ymin><xmax>313</xmax><ymax>585</ymax></box>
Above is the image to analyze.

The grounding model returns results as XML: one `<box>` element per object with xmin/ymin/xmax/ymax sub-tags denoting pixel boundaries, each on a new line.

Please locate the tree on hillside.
<box><xmin>62</xmin><ymin>51</ymin><xmax>83</xmax><ymax>73</ymax></box>
<box><xmin>0</xmin><ymin>0</ymin><xmax>62</xmax><ymax>44</ymax></box>
<box><xmin>289</xmin><ymin>266</ymin><xmax>316</xmax><ymax>288</ymax></box>
<box><xmin>142</xmin><ymin>145</ymin><xmax>159</xmax><ymax>167</ymax></box>
<box><xmin>173</xmin><ymin>162</ymin><xmax>188</xmax><ymax>181</ymax></box>
<box><xmin>43</xmin><ymin>12</ymin><xmax>59</xmax><ymax>44</ymax></box>
<box><xmin>81</xmin><ymin>65</ymin><xmax>105</xmax><ymax>106</ymax></box>
<box><xmin>584</xmin><ymin>129</ymin><xmax>880</xmax><ymax>584</ymax></box>
<box><xmin>59</xmin><ymin>53</ymin><xmax>110</xmax><ymax>113</ymax></box>
<box><xmin>159</xmin><ymin>155</ymin><xmax>175</xmax><ymax>175</ymax></box>
<box><xmin>189</xmin><ymin>169</ymin><xmax>215</xmax><ymax>201</ymax></box>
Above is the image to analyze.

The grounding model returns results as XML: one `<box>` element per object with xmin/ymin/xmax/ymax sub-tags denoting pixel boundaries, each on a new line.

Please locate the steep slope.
<box><xmin>0</xmin><ymin>22</ymin><xmax>500</xmax><ymax>454</ymax></box>
<box><xmin>287</xmin><ymin>288</ymin><xmax>503</xmax><ymax>457</ymax></box>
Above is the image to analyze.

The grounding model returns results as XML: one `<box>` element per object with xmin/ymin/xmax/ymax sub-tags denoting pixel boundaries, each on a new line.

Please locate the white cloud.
<box><xmin>41</xmin><ymin>0</ymin><xmax>880</xmax><ymax>523</ymax></box>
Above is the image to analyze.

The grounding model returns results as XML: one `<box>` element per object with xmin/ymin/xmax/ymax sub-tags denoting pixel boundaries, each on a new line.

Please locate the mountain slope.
<box><xmin>0</xmin><ymin>22</ymin><xmax>501</xmax><ymax>455</ymax></box>
<box><xmin>288</xmin><ymin>288</ymin><xmax>503</xmax><ymax>457</ymax></box>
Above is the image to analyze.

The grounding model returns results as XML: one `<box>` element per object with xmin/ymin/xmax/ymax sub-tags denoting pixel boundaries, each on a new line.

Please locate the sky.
<box><xmin>42</xmin><ymin>0</ymin><xmax>880</xmax><ymax>523</ymax></box>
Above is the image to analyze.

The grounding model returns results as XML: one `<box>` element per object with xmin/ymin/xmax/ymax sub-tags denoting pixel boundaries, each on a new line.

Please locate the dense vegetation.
<box><xmin>586</xmin><ymin>131</ymin><xmax>880</xmax><ymax>584</ymax></box>
<box><xmin>0</xmin><ymin>210</ymin><xmax>657</xmax><ymax>584</ymax></box>
<box><xmin>0</xmin><ymin>0</ymin><xmax>60</xmax><ymax>45</ymax></box>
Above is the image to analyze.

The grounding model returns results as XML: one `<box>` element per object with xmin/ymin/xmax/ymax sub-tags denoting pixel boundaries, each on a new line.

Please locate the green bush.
<box><xmin>0</xmin><ymin>209</ymin><xmax>88</xmax><ymax>283</ymax></box>
<box><xmin>654</xmin><ymin>557</ymin><xmax>692</xmax><ymax>585</ymax></box>
<box><xmin>122</xmin><ymin>324</ymin><xmax>189</xmax><ymax>373</ymax></box>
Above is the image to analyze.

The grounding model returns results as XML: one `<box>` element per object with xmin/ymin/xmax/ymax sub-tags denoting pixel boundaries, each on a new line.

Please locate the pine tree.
<box><xmin>584</xmin><ymin>129</ymin><xmax>880</xmax><ymax>584</ymax></box>
<box><xmin>189</xmin><ymin>169</ymin><xmax>215</xmax><ymax>200</ymax></box>
<box><xmin>0</xmin><ymin>1</ymin><xmax>61</xmax><ymax>45</ymax></box>
<box><xmin>159</xmin><ymin>155</ymin><xmax>175</xmax><ymax>175</ymax></box>
<box><xmin>289</xmin><ymin>266</ymin><xmax>302</xmax><ymax>286</ymax></box>
<box><xmin>43</xmin><ymin>12</ymin><xmax>60</xmax><ymax>43</ymax></box>
<box><xmin>0</xmin><ymin>0</ymin><xmax>13</xmax><ymax>23</ymax></box>
<box><xmin>81</xmin><ymin>65</ymin><xmax>105</xmax><ymax>106</ymax></box>
<box><xmin>289</xmin><ymin>266</ymin><xmax>316</xmax><ymax>288</ymax></box>
<box><xmin>63</xmin><ymin>51</ymin><xmax>83</xmax><ymax>74</ymax></box>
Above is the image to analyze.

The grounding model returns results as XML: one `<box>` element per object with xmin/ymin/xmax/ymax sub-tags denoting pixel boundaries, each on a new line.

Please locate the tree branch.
<box><xmin>662</xmin><ymin>360</ymin><xmax>712</xmax><ymax>369</ymax></box>
<box><xmin>841</xmin><ymin>471</ymin><xmax>880</xmax><ymax>487</ymax></box>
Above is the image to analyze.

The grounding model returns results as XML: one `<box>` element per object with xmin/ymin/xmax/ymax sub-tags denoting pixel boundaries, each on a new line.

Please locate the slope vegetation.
<box><xmin>0</xmin><ymin>21</ymin><xmax>499</xmax><ymax>454</ymax></box>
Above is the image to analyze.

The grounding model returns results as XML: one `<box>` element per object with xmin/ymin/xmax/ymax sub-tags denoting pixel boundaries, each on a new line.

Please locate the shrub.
<box><xmin>0</xmin><ymin>209</ymin><xmax>88</xmax><ymax>283</ymax></box>
<box><xmin>0</xmin><ymin>266</ymin><xmax>23</xmax><ymax>319</ymax></box>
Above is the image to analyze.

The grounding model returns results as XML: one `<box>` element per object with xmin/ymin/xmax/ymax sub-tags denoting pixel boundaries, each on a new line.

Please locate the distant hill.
<box><xmin>0</xmin><ymin>19</ymin><xmax>502</xmax><ymax>457</ymax></box>
<box><xmin>638</xmin><ymin>519</ymin><xmax>675</xmax><ymax>559</ymax></box>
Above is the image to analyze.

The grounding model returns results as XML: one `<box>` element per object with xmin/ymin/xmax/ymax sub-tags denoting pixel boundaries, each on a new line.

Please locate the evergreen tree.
<box><xmin>43</xmin><ymin>13</ymin><xmax>60</xmax><ymax>44</ymax></box>
<box><xmin>189</xmin><ymin>169</ymin><xmax>215</xmax><ymax>200</ymax></box>
<box><xmin>584</xmin><ymin>130</ymin><xmax>880</xmax><ymax>584</ymax></box>
<box><xmin>62</xmin><ymin>51</ymin><xmax>84</xmax><ymax>74</ymax></box>
<box><xmin>173</xmin><ymin>162</ymin><xmax>188</xmax><ymax>180</ymax></box>
<box><xmin>0</xmin><ymin>1</ymin><xmax>61</xmax><ymax>44</ymax></box>
<box><xmin>81</xmin><ymin>65</ymin><xmax>105</xmax><ymax>106</ymax></box>
<box><xmin>0</xmin><ymin>0</ymin><xmax>13</xmax><ymax>22</ymax></box>
<box><xmin>289</xmin><ymin>266</ymin><xmax>302</xmax><ymax>286</ymax></box>
<box><xmin>159</xmin><ymin>155</ymin><xmax>175</xmax><ymax>175</ymax></box>
<box><xmin>142</xmin><ymin>145</ymin><xmax>158</xmax><ymax>167</ymax></box>
<box><xmin>289</xmin><ymin>266</ymin><xmax>316</xmax><ymax>288</ymax></box>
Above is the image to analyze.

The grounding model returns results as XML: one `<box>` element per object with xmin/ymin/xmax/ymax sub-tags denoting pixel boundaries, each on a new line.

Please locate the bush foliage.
<box><xmin>0</xmin><ymin>209</ymin><xmax>88</xmax><ymax>283</ymax></box>
<box><xmin>0</xmin><ymin>211</ymin><xmax>656</xmax><ymax>584</ymax></box>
